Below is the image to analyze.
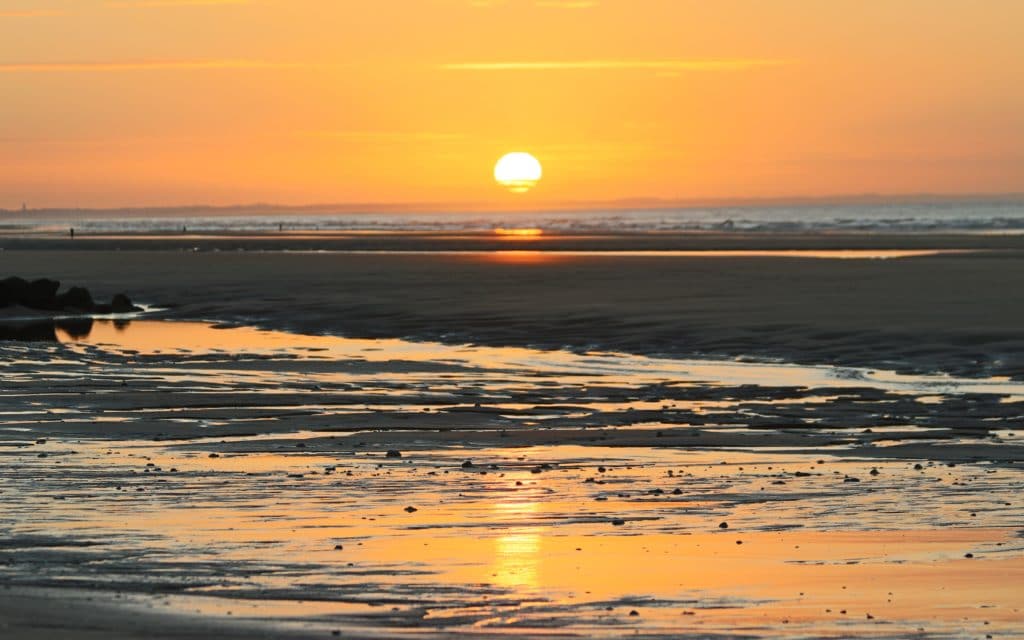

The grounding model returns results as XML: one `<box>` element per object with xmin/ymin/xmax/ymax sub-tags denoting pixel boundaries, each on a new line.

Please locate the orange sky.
<box><xmin>0</xmin><ymin>0</ymin><xmax>1021</xmax><ymax>209</ymax></box>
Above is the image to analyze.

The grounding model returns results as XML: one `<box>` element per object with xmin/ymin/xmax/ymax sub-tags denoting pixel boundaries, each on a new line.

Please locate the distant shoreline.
<box><xmin>3</xmin><ymin>192</ymin><xmax>1024</xmax><ymax>218</ymax></box>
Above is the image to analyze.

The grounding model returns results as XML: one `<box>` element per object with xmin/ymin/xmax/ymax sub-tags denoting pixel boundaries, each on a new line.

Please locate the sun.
<box><xmin>494</xmin><ymin>152</ymin><xmax>542</xmax><ymax>193</ymax></box>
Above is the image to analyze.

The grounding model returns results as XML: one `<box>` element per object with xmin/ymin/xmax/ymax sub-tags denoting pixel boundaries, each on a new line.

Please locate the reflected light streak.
<box><xmin>491</xmin><ymin>498</ymin><xmax>542</xmax><ymax>589</ymax></box>
<box><xmin>493</xmin><ymin>227</ymin><xmax>544</xmax><ymax>237</ymax></box>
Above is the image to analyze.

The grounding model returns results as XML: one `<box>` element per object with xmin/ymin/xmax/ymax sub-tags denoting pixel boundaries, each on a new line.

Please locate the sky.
<box><xmin>0</xmin><ymin>0</ymin><xmax>1022</xmax><ymax>209</ymax></box>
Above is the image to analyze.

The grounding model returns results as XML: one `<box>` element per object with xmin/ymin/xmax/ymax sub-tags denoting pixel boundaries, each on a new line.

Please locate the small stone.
<box><xmin>334</xmin><ymin>544</ymin><xmax>344</xmax><ymax>550</ymax></box>
<box><xmin>209</xmin><ymin>453</ymin><xmax>220</xmax><ymax>458</ymax></box>
<box><xmin>404</xmin><ymin>506</ymin><xmax>418</xmax><ymax>513</ymax></box>
<box><xmin>719</xmin><ymin>522</ymin><xmax>729</xmax><ymax>529</ymax></box>
<box><xmin>913</xmin><ymin>463</ymin><xmax>923</xmax><ymax>470</ymax></box>
<box><xmin>611</xmin><ymin>519</ymin><xmax>625</xmax><ymax>526</ymax></box>
<box><xmin>964</xmin><ymin>553</ymin><xmax>974</xmax><ymax>558</ymax></box>
<box><xmin>628</xmin><ymin>610</ymin><xmax>639</xmax><ymax>616</ymax></box>
<box><xmin>386</xmin><ymin>450</ymin><xmax>402</xmax><ymax>458</ymax></box>
<box><xmin>461</xmin><ymin>460</ymin><xmax>474</xmax><ymax>468</ymax></box>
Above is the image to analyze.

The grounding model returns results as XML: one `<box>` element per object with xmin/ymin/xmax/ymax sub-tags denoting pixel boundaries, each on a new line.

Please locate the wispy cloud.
<box><xmin>0</xmin><ymin>9</ymin><xmax>67</xmax><ymax>17</ymax></box>
<box><xmin>534</xmin><ymin>1</ymin><xmax>596</xmax><ymax>7</ymax></box>
<box><xmin>0</xmin><ymin>59</ymin><xmax>302</xmax><ymax>73</ymax></box>
<box><xmin>105</xmin><ymin>0</ymin><xmax>252</xmax><ymax>7</ymax></box>
<box><xmin>470</xmin><ymin>0</ymin><xmax>597</xmax><ymax>7</ymax></box>
<box><xmin>308</xmin><ymin>130</ymin><xmax>466</xmax><ymax>143</ymax></box>
<box><xmin>441</xmin><ymin>59</ymin><xmax>792</xmax><ymax>72</ymax></box>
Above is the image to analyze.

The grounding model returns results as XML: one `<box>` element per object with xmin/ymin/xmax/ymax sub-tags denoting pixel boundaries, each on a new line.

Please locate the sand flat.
<box><xmin>1</xmin><ymin>317</ymin><xmax>1023</xmax><ymax>637</ymax></box>
<box><xmin>2</xmin><ymin>231</ymin><xmax>1024</xmax><ymax>378</ymax></box>
<box><xmin>2</xmin><ymin>233</ymin><xmax>1023</xmax><ymax>637</ymax></box>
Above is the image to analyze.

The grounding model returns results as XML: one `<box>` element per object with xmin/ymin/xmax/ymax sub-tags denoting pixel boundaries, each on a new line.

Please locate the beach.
<box><xmin>2</xmin><ymin>230</ymin><xmax>1024</xmax><ymax>378</ymax></box>
<box><xmin>1</xmin><ymin>229</ymin><xmax>1022</xmax><ymax>638</ymax></box>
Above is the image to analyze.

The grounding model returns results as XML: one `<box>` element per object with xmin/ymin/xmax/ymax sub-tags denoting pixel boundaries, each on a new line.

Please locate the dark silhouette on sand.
<box><xmin>0</xmin><ymin>277</ymin><xmax>139</xmax><ymax>314</ymax></box>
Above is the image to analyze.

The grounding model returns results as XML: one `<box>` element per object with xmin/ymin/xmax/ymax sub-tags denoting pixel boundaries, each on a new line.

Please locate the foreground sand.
<box><xmin>2</xmin><ymin>319</ymin><xmax>1023</xmax><ymax>638</ymax></box>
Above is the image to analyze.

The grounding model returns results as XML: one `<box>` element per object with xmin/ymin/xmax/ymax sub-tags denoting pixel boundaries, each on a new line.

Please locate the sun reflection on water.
<box><xmin>491</xmin><ymin>498</ymin><xmax>542</xmax><ymax>588</ymax></box>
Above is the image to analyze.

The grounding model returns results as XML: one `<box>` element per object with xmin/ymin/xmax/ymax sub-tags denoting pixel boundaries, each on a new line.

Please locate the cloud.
<box><xmin>308</xmin><ymin>131</ymin><xmax>466</xmax><ymax>143</ymax></box>
<box><xmin>471</xmin><ymin>0</ymin><xmax>597</xmax><ymax>7</ymax></box>
<box><xmin>534</xmin><ymin>1</ymin><xmax>596</xmax><ymax>7</ymax></box>
<box><xmin>105</xmin><ymin>0</ymin><xmax>251</xmax><ymax>7</ymax></box>
<box><xmin>441</xmin><ymin>59</ymin><xmax>792</xmax><ymax>72</ymax></box>
<box><xmin>0</xmin><ymin>59</ymin><xmax>302</xmax><ymax>73</ymax></box>
<box><xmin>0</xmin><ymin>10</ymin><xmax>67</xmax><ymax>17</ymax></box>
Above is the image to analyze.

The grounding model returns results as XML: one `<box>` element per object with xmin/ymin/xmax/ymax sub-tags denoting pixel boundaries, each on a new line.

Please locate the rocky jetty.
<box><xmin>0</xmin><ymin>277</ymin><xmax>140</xmax><ymax>314</ymax></box>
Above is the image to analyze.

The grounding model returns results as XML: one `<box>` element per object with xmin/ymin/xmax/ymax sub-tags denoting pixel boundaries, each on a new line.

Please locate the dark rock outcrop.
<box><xmin>55</xmin><ymin>286</ymin><xmax>95</xmax><ymax>311</ymax></box>
<box><xmin>111</xmin><ymin>294</ymin><xmax>136</xmax><ymax>313</ymax></box>
<box><xmin>0</xmin><ymin>276</ymin><xmax>140</xmax><ymax>314</ymax></box>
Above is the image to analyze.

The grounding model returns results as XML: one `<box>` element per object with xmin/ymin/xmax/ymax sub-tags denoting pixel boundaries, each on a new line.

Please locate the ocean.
<box><xmin>3</xmin><ymin>201</ymin><xmax>1024</xmax><ymax>235</ymax></box>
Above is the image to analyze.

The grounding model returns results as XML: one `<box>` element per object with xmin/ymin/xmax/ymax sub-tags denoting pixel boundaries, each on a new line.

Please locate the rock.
<box><xmin>111</xmin><ymin>293</ymin><xmax>137</xmax><ymax>313</ymax></box>
<box><xmin>611</xmin><ymin>519</ymin><xmax>625</xmax><ymax>526</ymax></box>
<box><xmin>719</xmin><ymin>521</ymin><xmax>729</xmax><ymax>529</ymax></box>
<box><xmin>334</xmin><ymin>544</ymin><xmax>344</xmax><ymax>550</ymax></box>
<box><xmin>461</xmin><ymin>460</ymin><xmax>474</xmax><ymax>468</ymax></box>
<box><xmin>0</xmin><ymin>277</ymin><xmax>28</xmax><ymax>307</ymax></box>
<box><xmin>23</xmin><ymin>279</ymin><xmax>61</xmax><ymax>309</ymax></box>
<box><xmin>628</xmin><ymin>610</ymin><xmax>639</xmax><ymax>616</ymax></box>
<box><xmin>55</xmin><ymin>286</ymin><xmax>94</xmax><ymax>310</ymax></box>
<box><xmin>404</xmin><ymin>506</ymin><xmax>418</xmax><ymax>513</ymax></box>
<box><xmin>0</xmin><ymin>277</ymin><xmax>61</xmax><ymax>309</ymax></box>
<box><xmin>386</xmin><ymin>450</ymin><xmax>402</xmax><ymax>458</ymax></box>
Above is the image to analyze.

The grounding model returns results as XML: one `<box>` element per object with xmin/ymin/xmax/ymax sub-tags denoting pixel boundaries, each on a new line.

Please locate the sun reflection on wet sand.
<box><xmin>491</xmin><ymin>499</ymin><xmax>542</xmax><ymax>589</ymax></box>
<box><xmin>493</xmin><ymin>227</ymin><xmax>544</xmax><ymax>238</ymax></box>
<box><xmin>2</xmin><ymin>319</ymin><xmax>1023</xmax><ymax>637</ymax></box>
<box><xmin>49</xmin><ymin>319</ymin><xmax>1024</xmax><ymax>397</ymax></box>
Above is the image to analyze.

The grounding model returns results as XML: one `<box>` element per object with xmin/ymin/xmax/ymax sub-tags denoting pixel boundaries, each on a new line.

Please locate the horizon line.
<box><xmin>3</xmin><ymin>192</ymin><xmax>1024</xmax><ymax>216</ymax></box>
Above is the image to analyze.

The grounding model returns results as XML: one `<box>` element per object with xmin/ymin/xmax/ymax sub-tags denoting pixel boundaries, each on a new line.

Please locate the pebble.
<box><xmin>404</xmin><ymin>506</ymin><xmax>418</xmax><ymax>513</ymax></box>
<box><xmin>386</xmin><ymin>450</ymin><xmax>402</xmax><ymax>458</ymax></box>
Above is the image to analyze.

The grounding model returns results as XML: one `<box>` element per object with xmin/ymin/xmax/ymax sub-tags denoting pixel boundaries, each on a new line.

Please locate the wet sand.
<box><xmin>2</xmin><ymin>230</ymin><xmax>1024</xmax><ymax>379</ymax></box>
<box><xmin>2</xmin><ymin>231</ymin><xmax>1024</xmax><ymax>637</ymax></box>
<box><xmin>1</xmin><ymin>320</ymin><xmax>1023</xmax><ymax>638</ymax></box>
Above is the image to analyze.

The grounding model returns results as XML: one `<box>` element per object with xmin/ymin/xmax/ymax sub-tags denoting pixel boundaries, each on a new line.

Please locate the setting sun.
<box><xmin>494</xmin><ymin>152</ymin><xmax>543</xmax><ymax>193</ymax></box>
